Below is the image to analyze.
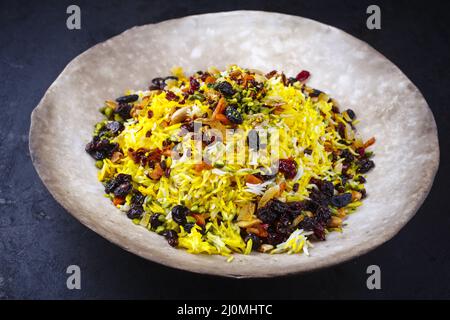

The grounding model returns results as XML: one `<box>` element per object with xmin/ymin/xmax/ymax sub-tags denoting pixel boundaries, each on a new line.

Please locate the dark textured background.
<box><xmin>0</xmin><ymin>0</ymin><xmax>449</xmax><ymax>299</ymax></box>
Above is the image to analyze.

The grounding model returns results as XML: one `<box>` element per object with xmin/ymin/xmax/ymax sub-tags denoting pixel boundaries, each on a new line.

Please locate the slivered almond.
<box><xmin>237</xmin><ymin>219</ymin><xmax>262</xmax><ymax>228</ymax></box>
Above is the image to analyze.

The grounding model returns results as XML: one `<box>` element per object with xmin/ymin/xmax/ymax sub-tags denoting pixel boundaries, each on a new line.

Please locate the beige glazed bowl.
<box><xmin>29</xmin><ymin>11</ymin><xmax>439</xmax><ymax>277</ymax></box>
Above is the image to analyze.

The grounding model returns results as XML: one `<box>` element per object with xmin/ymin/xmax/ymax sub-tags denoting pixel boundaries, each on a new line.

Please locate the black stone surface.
<box><xmin>0</xmin><ymin>0</ymin><xmax>449</xmax><ymax>299</ymax></box>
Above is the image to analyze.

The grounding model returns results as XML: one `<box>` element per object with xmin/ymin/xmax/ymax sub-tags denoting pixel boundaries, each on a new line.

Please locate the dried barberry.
<box><xmin>278</xmin><ymin>158</ymin><xmax>298</xmax><ymax>179</ymax></box>
<box><xmin>189</xmin><ymin>77</ymin><xmax>200</xmax><ymax>92</ymax></box>
<box><xmin>295</xmin><ymin>70</ymin><xmax>310</xmax><ymax>82</ymax></box>
<box><xmin>165</xmin><ymin>91</ymin><xmax>178</xmax><ymax>101</ymax></box>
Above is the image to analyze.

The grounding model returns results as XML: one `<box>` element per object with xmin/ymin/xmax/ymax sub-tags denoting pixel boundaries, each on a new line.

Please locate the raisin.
<box><xmin>304</xmin><ymin>148</ymin><xmax>312</xmax><ymax>155</ymax></box>
<box><xmin>315</xmin><ymin>206</ymin><xmax>331</xmax><ymax>225</ymax></box>
<box><xmin>115</xmin><ymin>103</ymin><xmax>132</xmax><ymax>120</ymax></box>
<box><xmin>279</xmin><ymin>158</ymin><xmax>298</xmax><ymax>179</ymax></box>
<box><xmin>224</xmin><ymin>105</ymin><xmax>243</xmax><ymax>124</ymax></box>
<box><xmin>330</xmin><ymin>193</ymin><xmax>352</xmax><ymax>208</ymax></box>
<box><xmin>113</xmin><ymin>182</ymin><xmax>132</xmax><ymax>198</ymax></box>
<box><xmin>295</xmin><ymin>70</ymin><xmax>310</xmax><ymax>82</ymax></box>
<box><xmin>105</xmin><ymin>121</ymin><xmax>124</xmax><ymax>135</ymax></box>
<box><xmin>150</xmin><ymin>214</ymin><xmax>163</xmax><ymax>228</ymax></box>
<box><xmin>104</xmin><ymin>174</ymin><xmax>131</xmax><ymax>194</ymax></box>
<box><xmin>183</xmin><ymin>223</ymin><xmax>195</xmax><ymax>233</ymax></box>
<box><xmin>151</xmin><ymin>77</ymin><xmax>166</xmax><ymax>90</ymax></box>
<box><xmin>340</xmin><ymin>149</ymin><xmax>354</xmax><ymax>163</ymax></box>
<box><xmin>85</xmin><ymin>137</ymin><xmax>118</xmax><ymax>160</ymax></box>
<box><xmin>171</xmin><ymin>205</ymin><xmax>189</xmax><ymax>225</ymax></box>
<box><xmin>358</xmin><ymin>176</ymin><xmax>367</xmax><ymax>183</ymax></box>
<box><xmin>127</xmin><ymin>206</ymin><xmax>143</xmax><ymax>219</ymax></box>
<box><xmin>244</xmin><ymin>233</ymin><xmax>261</xmax><ymax>250</ymax></box>
<box><xmin>357</xmin><ymin>159</ymin><xmax>375</xmax><ymax>173</ymax></box>
<box><xmin>162</xmin><ymin>230</ymin><xmax>178</xmax><ymax>247</ymax></box>
<box><xmin>320</xmin><ymin>181</ymin><xmax>335</xmax><ymax>198</ymax></box>
<box><xmin>266</xmin><ymin>232</ymin><xmax>285</xmax><ymax>245</ymax></box>
<box><xmin>346</xmin><ymin>109</ymin><xmax>356</xmax><ymax>119</ymax></box>
<box><xmin>215</xmin><ymin>81</ymin><xmax>235</xmax><ymax>96</ymax></box>
<box><xmin>309</xmin><ymin>89</ymin><xmax>322</xmax><ymax>97</ymax></box>
<box><xmin>256</xmin><ymin>206</ymin><xmax>278</xmax><ymax>224</ymax></box>
<box><xmin>130</xmin><ymin>191</ymin><xmax>145</xmax><ymax>207</ymax></box>
<box><xmin>115</xmin><ymin>94</ymin><xmax>139</xmax><ymax>104</ymax></box>
<box><xmin>292</xmin><ymin>183</ymin><xmax>299</xmax><ymax>192</ymax></box>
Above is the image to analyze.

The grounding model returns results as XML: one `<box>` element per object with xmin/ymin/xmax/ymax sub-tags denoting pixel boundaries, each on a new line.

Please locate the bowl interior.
<box><xmin>30</xmin><ymin>11</ymin><xmax>439</xmax><ymax>277</ymax></box>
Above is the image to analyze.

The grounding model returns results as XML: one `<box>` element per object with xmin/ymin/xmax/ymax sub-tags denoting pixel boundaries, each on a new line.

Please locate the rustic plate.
<box><xmin>29</xmin><ymin>11</ymin><xmax>439</xmax><ymax>277</ymax></box>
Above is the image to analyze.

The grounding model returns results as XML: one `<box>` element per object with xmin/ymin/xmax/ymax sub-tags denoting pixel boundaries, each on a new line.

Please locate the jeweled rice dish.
<box><xmin>85</xmin><ymin>65</ymin><xmax>375</xmax><ymax>260</ymax></box>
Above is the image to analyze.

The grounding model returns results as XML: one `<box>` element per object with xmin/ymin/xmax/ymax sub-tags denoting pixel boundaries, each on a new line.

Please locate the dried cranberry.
<box><xmin>147</xmin><ymin>110</ymin><xmax>154</xmax><ymax>118</ymax></box>
<box><xmin>115</xmin><ymin>94</ymin><xmax>139</xmax><ymax>104</ymax></box>
<box><xmin>244</xmin><ymin>233</ymin><xmax>261</xmax><ymax>250</ymax></box>
<box><xmin>162</xmin><ymin>230</ymin><xmax>178</xmax><ymax>247</ymax></box>
<box><xmin>330</xmin><ymin>193</ymin><xmax>352</xmax><ymax>208</ymax></box>
<box><xmin>171</xmin><ymin>205</ymin><xmax>189</xmax><ymax>225</ymax></box>
<box><xmin>278</xmin><ymin>158</ymin><xmax>298</xmax><ymax>179</ymax></box>
<box><xmin>295</xmin><ymin>70</ymin><xmax>310</xmax><ymax>82</ymax></box>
